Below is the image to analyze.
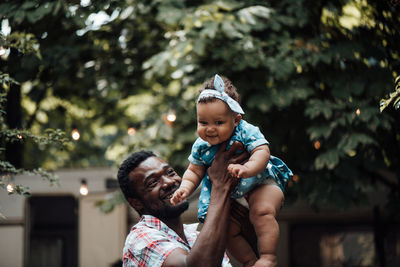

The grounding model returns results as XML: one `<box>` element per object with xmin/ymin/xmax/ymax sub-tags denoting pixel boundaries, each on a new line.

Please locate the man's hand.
<box><xmin>207</xmin><ymin>141</ymin><xmax>249</xmax><ymax>191</ymax></box>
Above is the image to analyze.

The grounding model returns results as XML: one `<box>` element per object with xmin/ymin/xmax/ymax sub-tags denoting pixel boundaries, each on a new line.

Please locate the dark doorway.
<box><xmin>27</xmin><ymin>195</ymin><xmax>78</xmax><ymax>267</ymax></box>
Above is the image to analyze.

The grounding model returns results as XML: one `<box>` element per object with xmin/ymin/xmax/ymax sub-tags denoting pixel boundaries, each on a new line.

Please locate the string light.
<box><xmin>6</xmin><ymin>182</ymin><xmax>14</xmax><ymax>193</ymax></box>
<box><xmin>79</xmin><ymin>179</ymin><xmax>88</xmax><ymax>196</ymax></box>
<box><xmin>163</xmin><ymin>109</ymin><xmax>177</xmax><ymax>126</ymax></box>
<box><xmin>347</xmin><ymin>150</ymin><xmax>357</xmax><ymax>157</ymax></box>
<box><xmin>0</xmin><ymin>47</ymin><xmax>6</xmax><ymax>56</ymax></box>
<box><xmin>166</xmin><ymin>112</ymin><xmax>176</xmax><ymax>123</ymax></box>
<box><xmin>17</xmin><ymin>134</ymin><xmax>23</xmax><ymax>139</ymax></box>
<box><xmin>6</xmin><ymin>175</ymin><xmax>14</xmax><ymax>193</ymax></box>
<box><xmin>71</xmin><ymin>129</ymin><xmax>80</xmax><ymax>140</ymax></box>
<box><xmin>127</xmin><ymin>127</ymin><xmax>136</xmax><ymax>136</ymax></box>
<box><xmin>356</xmin><ymin>108</ymin><xmax>361</xmax><ymax>116</ymax></box>
<box><xmin>0</xmin><ymin>47</ymin><xmax>10</xmax><ymax>60</ymax></box>
<box><xmin>314</xmin><ymin>140</ymin><xmax>321</xmax><ymax>150</ymax></box>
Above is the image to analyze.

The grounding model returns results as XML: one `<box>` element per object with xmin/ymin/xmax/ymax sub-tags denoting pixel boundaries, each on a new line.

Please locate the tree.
<box><xmin>114</xmin><ymin>0</ymin><xmax>400</xmax><ymax>218</ymax></box>
<box><xmin>1</xmin><ymin>0</ymin><xmax>399</xmax><ymax>220</ymax></box>
<box><xmin>0</xmin><ymin>0</ymin><xmax>167</xmax><ymax>169</ymax></box>
<box><xmin>0</xmin><ymin>32</ymin><xmax>67</xmax><ymax>202</ymax></box>
<box><xmin>380</xmin><ymin>75</ymin><xmax>400</xmax><ymax>111</ymax></box>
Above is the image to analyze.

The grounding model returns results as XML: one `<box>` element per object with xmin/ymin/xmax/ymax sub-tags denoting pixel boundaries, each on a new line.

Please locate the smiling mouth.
<box><xmin>162</xmin><ymin>187</ymin><xmax>178</xmax><ymax>200</ymax></box>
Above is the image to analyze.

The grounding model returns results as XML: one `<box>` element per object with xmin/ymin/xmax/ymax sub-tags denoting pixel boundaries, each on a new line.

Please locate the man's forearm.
<box><xmin>185</xmin><ymin>186</ymin><xmax>231</xmax><ymax>266</ymax></box>
<box><xmin>184</xmin><ymin>141</ymin><xmax>244</xmax><ymax>266</ymax></box>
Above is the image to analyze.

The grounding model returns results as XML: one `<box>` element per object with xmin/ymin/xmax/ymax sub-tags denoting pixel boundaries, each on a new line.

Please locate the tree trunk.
<box><xmin>6</xmin><ymin>83</ymin><xmax>23</xmax><ymax>168</ymax></box>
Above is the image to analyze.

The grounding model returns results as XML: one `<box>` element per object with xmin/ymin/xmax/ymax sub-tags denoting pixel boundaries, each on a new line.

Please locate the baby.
<box><xmin>171</xmin><ymin>74</ymin><xmax>293</xmax><ymax>267</ymax></box>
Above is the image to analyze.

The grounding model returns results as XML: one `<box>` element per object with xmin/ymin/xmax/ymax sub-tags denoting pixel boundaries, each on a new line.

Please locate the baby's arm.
<box><xmin>171</xmin><ymin>163</ymin><xmax>205</xmax><ymax>205</ymax></box>
<box><xmin>228</xmin><ymin>144</ymin><xmax>270</xmax><ymax>178</ymax></box>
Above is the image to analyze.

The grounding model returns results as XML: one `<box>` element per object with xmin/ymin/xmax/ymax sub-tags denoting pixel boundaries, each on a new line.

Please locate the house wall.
<box><xmin>0</xmin><ymin>167</ymin><xmax>126</xmax><ymax>267</ymax></box>
<box><xmin>0</xmin><ymin>225</ymin><xmax>24</xmax><ymax>267</ymax></box>
<box><xmin>79</xmin><ymin>193</ymin><xmax>127</xmax><ymax>267</ymax></box>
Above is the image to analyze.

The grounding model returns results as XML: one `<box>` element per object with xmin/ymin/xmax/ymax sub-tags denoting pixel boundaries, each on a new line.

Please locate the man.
<box><xmin>117</xmin><ymin>141</ymin><xmax>254</xmax><ymax>267</ymax></box>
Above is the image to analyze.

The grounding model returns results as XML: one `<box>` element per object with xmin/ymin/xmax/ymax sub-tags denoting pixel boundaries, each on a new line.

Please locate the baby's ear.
<box><xmin>234</xmin><ymin>114</ymin><xmax>242</xmax><ymax>126</ymax></box>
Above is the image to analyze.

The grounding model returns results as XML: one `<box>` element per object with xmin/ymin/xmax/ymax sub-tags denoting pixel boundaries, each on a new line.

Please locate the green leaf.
<box><xmin>156</xmin><ymin>6</ymin><xmax>185</xmax><ymax>24</ymax></box>
<box><xmin>305</xmin><ymin>100</ymin><xmax>333</xmax><ymax>119</ymax></box>
<box><xmin>394</xmin><ymin>97</ymin><xmax>400</xmax><ymax>110</ymax></box>
<box><xmin>201</xmin><ymin>21</ymin><xmax>219</xmax><ymax>39</ymax></box>
<box><xmin>380</xmin><ymin>75</ymin><xmax>400</xmax><ymax>111</ymax></box>
<box><xmin>238</xmin><ymin>6</ymin><xmax>271</xmax><ymax>25</ymax></box>
<box><xmin>21</xmin><ymin>2</ymin><xmax>37</xmax><ymax>9</ymax></box>
<box><xmin>216</xmin><ymin>1</ymin><xmax>242</xmax><ymax>11</ymax></box>
<box><xmin>1</xmin><ymin>4</ymin><xmax>17</xmax><ymax>16</ymax></box>
<box><xmin>192</xmin><ymin>39</ymin><xmax>206</xmax><ymax>56</ymax></box>
<box><xmin>315</xmin><ymin>149</ymin><xmax>340</xmax><ymax>170</ymax></box>
<box><xmin>337</xmin><ymin>133</ymin><xmax>376</xmax><ymax>152</ymax></box>
<box><xmin>221</xmin><ymin>21</ymin><xmax>243</xmax><ymax>38</ymax></box>
<box><xmin>307</xmin><ymin>125</ymin><xmax>333</xmax><ymax>140</ymax></box>
<box><xmin>14</xmin><ymin>9</ymin><xmax>26</xmax><ymax>24</ymax></box>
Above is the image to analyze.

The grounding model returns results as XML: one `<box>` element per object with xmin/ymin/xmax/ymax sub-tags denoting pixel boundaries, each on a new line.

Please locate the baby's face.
<box><xmin>196</xmin><ymin>99</ymin><xmax>241</xmax><ymax>145</ymax></box>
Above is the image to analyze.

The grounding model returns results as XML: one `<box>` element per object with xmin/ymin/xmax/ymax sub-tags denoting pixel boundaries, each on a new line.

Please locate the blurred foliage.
<box><xmin>95</xmin><ymin>190</ymin><xmax>126</xmax><ymax>214</ymax></box>
<box><xmin>0</xmin><ymin>0</ymin><xmax>399</xmax><ymax>218</ymax></box>
<box><xmin>0</xmin><ymin>91</ymin><xmax>67</xmax><ymax>196</ymax></box>
<box><xmin>380</xmin><ymin>75</ymin><xmax>400</xmax><ymax>111</ymax></box>
<box><xmin>0</xmin><ymin>6</ymin><xmax>69</xmax><ymax>197</ymax></box>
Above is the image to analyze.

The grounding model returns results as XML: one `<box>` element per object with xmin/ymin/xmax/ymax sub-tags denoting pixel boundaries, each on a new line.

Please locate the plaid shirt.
<box><xmin>122</xmin><ymin>215</ymin><xmax>232</xmax><ymax>267</ymax></box>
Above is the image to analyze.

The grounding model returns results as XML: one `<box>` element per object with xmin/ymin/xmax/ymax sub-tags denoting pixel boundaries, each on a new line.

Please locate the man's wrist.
<box><xmin>210</xmin><ymin>184</ymin><xmax>232</xmax><ymax>201</ymax></box>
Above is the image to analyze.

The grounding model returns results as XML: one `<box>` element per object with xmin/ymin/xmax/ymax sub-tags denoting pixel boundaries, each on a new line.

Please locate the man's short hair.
<box><xmin>117</xmin><ymin>150</ymin><xmax>156</xmax><ymax>200</ymax></box>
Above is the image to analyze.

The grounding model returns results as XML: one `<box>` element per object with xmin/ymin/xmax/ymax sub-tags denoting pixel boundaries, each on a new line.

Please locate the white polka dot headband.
<box><xmin>197</xmin><ymin>74</ymin><xmax>245</xmax><ymax>114</ymax></box>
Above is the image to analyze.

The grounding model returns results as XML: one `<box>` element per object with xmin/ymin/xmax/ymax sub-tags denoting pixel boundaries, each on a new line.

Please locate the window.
<box><xmin>290</xmin><ymin>223</ymin><xmax>400</xmax><ymax>267</ymax></box>
<box><xmin>27</xmin><ymin>195</ymin><xmax>77</xmax><ymax>267</ymax></box>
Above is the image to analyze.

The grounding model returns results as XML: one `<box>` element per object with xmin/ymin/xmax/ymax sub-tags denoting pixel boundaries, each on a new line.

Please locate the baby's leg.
<box><xmin>227</xmin><ymin>215</ymin><xmax>258</xmax><ymax>267</ymax></box>
<box><xmin>248</xmin><ymin>183</ymin><xmax>284</xmax><ymax>267</ymax></box>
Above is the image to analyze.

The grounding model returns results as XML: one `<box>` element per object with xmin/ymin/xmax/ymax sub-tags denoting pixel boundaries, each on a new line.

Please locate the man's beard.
<box><xmin>144</xmin><ymin>199</ymin><xmax>189</xmax><ymax>220</ymax></box>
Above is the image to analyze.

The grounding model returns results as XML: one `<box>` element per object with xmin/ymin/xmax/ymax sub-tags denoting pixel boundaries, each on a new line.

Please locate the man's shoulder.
<box><xmin>124</xmin><ymin>221</ymin><xmax>174</xmax><ymax>256</ymax></box>
<box><xmin>128</xmin><ymin>220</ymin><xmax>165</xmax><ymax>239</ymax></box>
<box><xmin>123</xmin><ymin>222</ymin><xmax>179</xmax><ymax>267</ymax></box>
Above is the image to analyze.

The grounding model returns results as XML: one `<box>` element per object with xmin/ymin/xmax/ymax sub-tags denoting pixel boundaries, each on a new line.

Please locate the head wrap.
<box><xmin>197</xmin><ymin>74</ymin><xmax>245</xmax><ymax>114</ymax></box>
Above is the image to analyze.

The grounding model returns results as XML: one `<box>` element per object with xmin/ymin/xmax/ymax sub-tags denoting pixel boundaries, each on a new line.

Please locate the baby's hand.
<box><xmin>228</xmin><ymin>163</ymin><xmax>249</xmax><ymax>178</ymax></box>
<box><xmin>170</xmin><ymin>188</ymin><xmax>189</xmax><ymax>205</ymax></box>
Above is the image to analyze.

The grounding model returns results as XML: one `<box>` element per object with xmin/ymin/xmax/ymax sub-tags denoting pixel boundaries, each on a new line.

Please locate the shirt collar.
<box><xmin>139</xmin><ymin>215</ymin><xmax>196</xmax><ymax>248</ymax></box>
<box><xmin>140</xmin><ymin>215</ymin><xmax>168</xmax><ymax>231</ymax></box>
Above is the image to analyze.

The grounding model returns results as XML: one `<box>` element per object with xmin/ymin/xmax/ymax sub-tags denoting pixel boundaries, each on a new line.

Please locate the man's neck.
<box><xmin>162</xmin><ymin>216</ymin><xmax>187</xmax><ymax>243</ymax></box>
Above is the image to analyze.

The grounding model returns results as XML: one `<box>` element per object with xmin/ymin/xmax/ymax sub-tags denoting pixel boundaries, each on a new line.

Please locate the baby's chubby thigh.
<box><xmin>247</xmin><ymin>181</ymin><xmax>284</xmax><ymax>223</ymax></box>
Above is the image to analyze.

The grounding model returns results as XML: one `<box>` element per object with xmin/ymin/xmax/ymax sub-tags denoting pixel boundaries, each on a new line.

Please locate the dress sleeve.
<box><xmin>239</xmin><ymin>120</ymin><xmax>269</xmax><ymax>152</ymax></box>
<box><xmin>188</xmin><ymin>138</ymin><xmax>207</xmax><ymax>166</ymax></box>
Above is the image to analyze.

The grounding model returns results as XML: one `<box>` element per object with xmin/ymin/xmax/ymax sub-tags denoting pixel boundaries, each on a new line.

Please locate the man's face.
<box><xmin>128</xmin><ymin>156</ymin><xmax>189</xmax><ymax>219</ymax></box>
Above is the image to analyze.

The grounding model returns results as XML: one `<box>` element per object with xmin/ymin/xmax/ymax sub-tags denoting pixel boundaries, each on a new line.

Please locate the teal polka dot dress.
<box><xmin>189</xmin><ymin>120</ymin><xmax>293</xmax><ymax>222</ymax></box>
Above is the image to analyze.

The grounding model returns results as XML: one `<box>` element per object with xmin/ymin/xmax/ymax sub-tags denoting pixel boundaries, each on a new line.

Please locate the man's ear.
<box><xmin>234</xmin><ymin>114</ymin><xmax>242</xmax><ymax>126</ymax></box>
<box><xmin>128</xmin><ymin>197</ymin><xmax>143</xmax><ymax>213</ymax></box>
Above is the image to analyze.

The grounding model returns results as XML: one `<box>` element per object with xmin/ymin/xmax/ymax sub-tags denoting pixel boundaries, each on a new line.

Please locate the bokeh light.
<box><xmin>72</xmin><ymin>129</ymin><xmax>80</xmax><ymax>141</ymax></box>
